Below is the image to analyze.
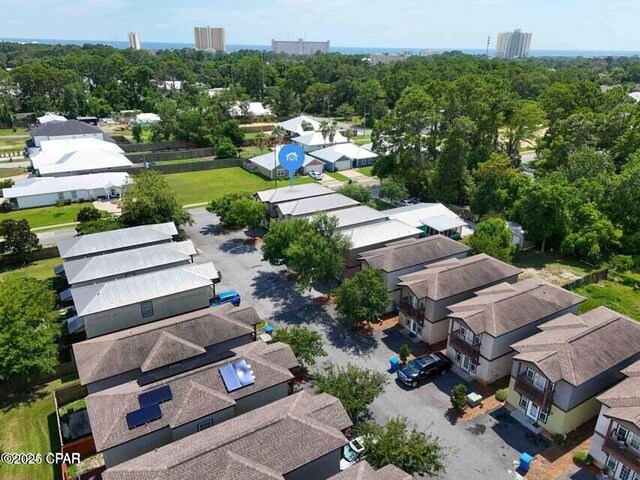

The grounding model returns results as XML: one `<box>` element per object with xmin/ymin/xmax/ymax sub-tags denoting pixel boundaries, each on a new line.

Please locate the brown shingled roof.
<box><xmin>512</xmin><ymin>307</ymin><xmax>640</xmax><ymax>386</ymax></box>
<box><xmin>328</xmin><ymin>461</ymin><xmax>412</xmax><ymax>480</ymax></box>
<box><xmin>102</xmin><ymin>391</ymin><xmax>352</xmax><ymax>480</ymax></box>
<box><xmin>598</xmin><ymin>360</ymin><xmax>640</xmax><ymax>429</ymax></box>
<box><xmin>73</xmin><ymin>304</ymin><xmax>260</xmax><ymax>385</ymax></box>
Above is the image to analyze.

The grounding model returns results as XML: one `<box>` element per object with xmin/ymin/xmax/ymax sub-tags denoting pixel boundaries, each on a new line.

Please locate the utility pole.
<box><xmin>486</xmin><ymin>36</ymin><xmax>491</xmax><ymax>56</ymax></box>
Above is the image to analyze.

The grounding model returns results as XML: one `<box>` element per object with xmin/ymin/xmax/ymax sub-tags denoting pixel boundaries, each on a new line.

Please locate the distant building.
<box><xmin>194</xmin><ymin>26</ymin><xmax>225</xmax><ymax>52</ymax></box>
<box><xmin>272</xmin><ymin>38</ymin><xmax>330</xmax><ymax>55</ymax></box>
<box><xmin>127</xmin><ymin>31</ymin><xmax>141</xmax><ymax>50</ymax></box>
<box><xmin>495</xmin><ymin>29</ymin><xmax>532</xmax><ymax>59</ymax></box>
<box><xmin>368</xmin><ymin>53</ymin><xmax>410</xmax><ymax>65</ymax></box>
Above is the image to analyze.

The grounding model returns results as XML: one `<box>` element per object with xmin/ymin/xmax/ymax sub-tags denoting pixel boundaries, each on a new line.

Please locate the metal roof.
<box><xmin>292</xmin><ymin>131</ymin><xmax>349</xmax><ymax>147</ymax></box>
<box><xmin>2</xmin><ymin>172</ymin><xmax>130</xmax><ymax>199</ymax></box>
<box><xmin>310</xmin><ymin>205</ymin><xmax>387</xmax><ymax>229</ymax></box>
<box><xmin>35</xmin><ymin>138</ymin><xmax>124</xmax><ymax>156</ymax></box>
<box><xmin>57</xmin><ymin>222</ymin><xmax>178</xmax><ymax>259</ymax></box>
<box><xmin>248</xmin><ymin>151</ymin><xmax>321</xmax><ymax>171</ymax></box>
<box><xmin>421</xmin><ymin>214</ymin><xmax>467</xmax><ymax>232</ymax></box>
<box><xmin>276</xmin><ymin>115</ymin><xmax>321</xmax><ymax>135</ymax></box>
<box><xmin>35</xmin><ymin>149</ymin><xmax>132</xmax><ymax>175</ymax></box>
<box><xmin>342</xmin><ymin>220</ymin><xmax>422</xmax><ymax>249</ymax></box>
<box><xmin>386</xmin><ymin>203</ymin><xmax>465</xmax><ymax>229</ymax></box>
<box><xmin>276</xmin><ymin>193</ymin><xmax>359</xmax><ymax>217</ymax></box>
<box><xmin>309</xmin><ymin>143</ymin><xmax>378</xmax><ymax>164</ymax></box>
<box><xmin>256</xmin><ymin>182</ymin><xmax>334</xmax><ymax>203</ymax></box>
<box><xmin>63</xmin><ymin>240</ymin><xmax>196</xmax><ymax>286</ymax></box>
<box><xmin>71</xmin><ymin>262</ymin><xmax>218</xmax><ymax>316</ymax></box>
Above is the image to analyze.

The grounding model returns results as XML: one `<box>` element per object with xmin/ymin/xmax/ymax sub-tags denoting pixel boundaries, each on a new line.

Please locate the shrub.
<box><xmin>573</xmin><ymin>450</ymin><xmax>590</xmax><ymax>465</ymax></box>
<box><xmin>399</xmin><ymin>344</ymin><xmax>411</xmax><ymax>364</ymax></box>
<box><xmin>553</xmin><ymin>433</ymin><xmax>566</xmax><ymax>445</ymax></box>
<box><xmin>609</xmin><ymin>254</ymin><xmax>634</xmax><ymax>273</ymax></box>
<box><xmin>495</xmin><ymin>388</ymin><xmax>508</xmax><ymax>402</ymax></box>
<box><xmin>450</xmin><ymin>383</ymin><xmax>468</xmax><ymax>413</ymax></box>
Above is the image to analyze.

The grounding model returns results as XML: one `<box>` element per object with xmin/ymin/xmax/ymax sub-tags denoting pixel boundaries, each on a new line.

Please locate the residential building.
<box><xmin>292</xmin><ymin>131</ymin><xmax>350</xmax><ymax>153</ymax></box>
<box><xmin>60</xmin><ymin>240</ymin><xmax>196</xmax><ymax>288</ymax></box>
<box><xmin>589</xmin><ymin>360</ymin><xmax>640</xmax><ymax>479</ymax></box>
<box><xmin>507</xmin><ymin>221</ymin><xmax>527</xmax><ymax>250</ymax></box>
<box><xmin>329</xmin><ymin>461</ymin><xmax>412</xmax><ymax>480</ymax></box>
<box><xmin>272</xmin><ymin>38</ymin><xmax>330</xmax><ymax>55</ymax></box>
<box><xmin>37</xmin><ymin>113</ymin><xmax>66</xmax><ymax>124</ymax></box>
<box><xmin>256</xmin><ymin>183</ymin><xmax>334</xmax><ymax>221</ymax></box>
<box><xmin>309</xmin><ymin>143</ymin><xmax>378</xmax><ymax>171</ymax></box>
<box><xmin>34</xmin><ymin>149</ymin><xmax>133</xmax><ymax>177</ymax></box>
<box><xmin>276</xmin><ymin>115</ymin><xmax>321</xmax><ymax>137</ymax></box>
<box><xmin>397</xmin><ymin>254</ymin><xmax>521</xmax><ymax>345</ymax></box>
<box><xmin>275</xmin><ymin>193</ymin><xmax>359</xmax><ymax>222</ymax></box>
<box><xmin>368</xmin><ymin>53</ymin><xmax>410</xmax><ymax>65</ymax></box>
<box><xmin>194</xmin><ymin>26</ymin><xmax>225</xmax><ymax>51</ymax></box>
<box><xmin>2</xmin><ymin>172</ymin><xmax>130</xmax><ymax>209</ymax></box>
<box><xmin>359</xmin><ymin>235</ymin><xmax>470</xmax><ymax>307</ymax></box>
<box><xmin>29</xmin><ymin>137</ymin><xmax>123</xmax><ymax>159</ymax></box>
<box><xmin>88</xmin><ymin>341</ymin><xmax>298</xmax><ymax>467</ymax></box>
<box><xmin>229</xmin><ymin>101</ymin><xmax>273</xmax><ymax>118</ymax></box>
<box><xmin>102</xmin><ymin>390</ymin><xmax>352</xmax><ymax>480</ymax></box>
<box><xmin>446</xmin><ymin>279</ymin><xmax>585</xmax><ymax>384</ymax></box>
<box><xmin>343</xmin><ymin>220</ymin><xmax>422</xmax><ymax>269</ymax></box>
<box><xmin>506</xmin><ymin>307</ymin><xmax>640</xmax><ymax>436</ymax></box>
<box><xmin>56</xmin><ymin>222</ymin><xmax>178</xmax><ymax>261</ymax></box>
<box><xmin>386</xmin><ymin>203</ymin><xmax>470</xmax><ymax>239</ymax></box>
<box><xmin>311</xmin><ymin>205</ymin><xmax>387</xmax><ymax>231</ymax></box>
<box><xmin>73</xmin><ymin>303</ymin><xmax>261</xmax><ymax>393</ymax></box>
<box><xmin>157</xmin><ymin>80</ymin><xmax>182</xmax><ymax>91</ymax></box>
<box><xmin>28</xmin><ymin>120</ymin><xmax>108</xmax><ymax>148</ymax></box>
<box><xmin>133</xmin><ymin>112</ymin><xmax>161</xmax><ymax>124</ymax></box>
<box><xmin>244</xmin><ymin>150</ymin><xmax>323</xmax><ymax>180</ymax></box>
<box><xmin>70</xmin><ymin>262</ymin><xmax>220</xmax><ymax>338</ymax></box>
<box><xmin>127</xmin><ymin>31</ymin><xmax>141</xmax><ymax>50</ymax></box>
<box><xmin>495</xmin><ymin>29</ymin><xmax>532</xmax><ymax>59</ymax></box>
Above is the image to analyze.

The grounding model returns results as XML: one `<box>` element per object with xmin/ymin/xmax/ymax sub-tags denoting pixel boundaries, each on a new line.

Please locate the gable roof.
<box><xmin>328</xmin><ymin>461</ymin><xmax>412</xmax><ymax>480</ymax></box>
<box><xmin>342</xmin><ymin>220</ymin><xmax>422</xmax><ymax>250</ymax></box>
<box><xmin>73</xmin><ymin>304</ymin><xmax>260</xmax><ymax>386</ymax></box>
<box><xmin>309</xmin><ymin>143</ymin><xmax>378</xmax><ymax>164</ymax></box>
<box><xmin>63</xmin><ymin>240</ymin><xmax>196</xmax><ymax>286</ymax></box>
<box><xmin>276</xmin><ymin>193</ymin><xmax>359</xmax><ymax>217</ymax></box>
<box><xmin>256</xmin><ymin>183</ymin><xmax>334</xmax><ymax>203</ymax></box>
<box><xmin>312</xmin><ymin>205</ymin><xmax>387</xmax><ymax>230</ymax></box>
<box><xmin>2</xmin><ymin>172</ymin><xmax>130</xmax><ymax>199</ymax></box>
<box><xmin>276</xmin><ymin>115</ymin><xmax>321</xmax><ymax>135</ymax></box>
<box><xmin>386</xmin><ymin>203</ymin><xmax>465</xmax><ymax>230</ymax></box>
<box><xmin>87</xmin><ymin>341</ymin><xmax>299</xmax><ymax>452</ymax></box>
<box><xmin>35</xmin><ymin>149</ymin><xmax>133</xmax><ymax>175</ymax></box>
<box><xmin>447</xmin><ymin>278</ymin><xmax>585</xmax><ymax>337</ymax></box>
<box><xmin>102</xmin><ymin>391</ymin><xmax>352</xmax><ymax>480</ymax></box>
<box><xmin>57</xmin><ymin>222</ymin><xmax>177</xmax><ymax>259</ymax></box>
<box><xmin>35</xmin><ymin>138</ymin><xmax>124</xmax><ymax>156</ymax></box>
<box><xmin>29</xmin><ymin>119</ymin><xmax>104</xmax><ymax>137</ymax></box>
<box><xmin>598</xmin><ymin>360</ymin><xmax>640</xmax><ymax>429</ymax></box>
<box><xmin>397</xmin><ymin>254</ymin><xmax>522</xmax><ymax>301</ymax></box>
<box><xmin>512</xmin><ymin>307</ymin><xmax>640</xmax><ymax>386</ymax></box>
<box><xmin>71</xmin><ymin>262</ymin><xmax>218</xmax><ymax>317</ymax></box>
<box><xmin>359</xmin><ymin>235</ymin><xmax>470</xmax><ymax>272</ymax></box>
<box><xmin>248</xmin><ymin>151</ymin><xmax>321</xmax><ymax>171</ymax></box>
<box><xmin>292</xmin><ymin>131</ymin><xmax>349</xmax><ymax>148</ymax></box>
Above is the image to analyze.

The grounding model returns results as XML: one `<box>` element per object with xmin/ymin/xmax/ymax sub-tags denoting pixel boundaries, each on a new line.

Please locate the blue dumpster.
<box><xmin>519</xmin><ymin>452</ymin><xmax>533</xmax><ymax>472</ymax></box>
<box><xmin>265</xmin><ymin>324</ymin><xmax>274</xmax><ymax>334</ymax></box>
<box><xmin>389</xmin><ymin>357</ymin><xmax>400</xmax><ymax>372</ymax></box>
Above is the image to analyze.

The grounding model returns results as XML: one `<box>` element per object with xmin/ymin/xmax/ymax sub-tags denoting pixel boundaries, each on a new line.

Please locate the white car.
<box><xmin>339</xmin><ymin>437</ymin><xmax>365</xmax><ymax>470</ymax></box>
<box><xmin>308</xmin><ymin>171</ymin><xmax>323</xmax><ymax>180</ymax></box>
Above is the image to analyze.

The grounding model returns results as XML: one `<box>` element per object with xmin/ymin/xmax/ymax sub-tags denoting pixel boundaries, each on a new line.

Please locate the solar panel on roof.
<box><xmin>137</xmin><ymin>350</ymin><xmax>235</xmax><ymax>386</ymax></box>
<box><xmin>139</xmin><ymin>385</ymin><xmax>173</xmax><ymax>408</ymax></box>
<box><xmin>220</xmin><ymin>359</ymin><xmax>255</xmax><ymax>393</ymax></box>
<box><xmin>126</xmin><ymin>404</ymin><xmax>162</xmax><ymax>429</ymax></box>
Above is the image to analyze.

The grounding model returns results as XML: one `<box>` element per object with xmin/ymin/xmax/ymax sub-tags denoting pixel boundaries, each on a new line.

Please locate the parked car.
<box><xmin>396</xmin><ymin>352</ymin><xmax>452</xmax><ymax>388</ymax></box>
<box><xmin>308</xmin><ymin>171</ymin><xmax>323</xmax><ymax>180</ymax></box>
<box><xmin>339</xmin><ymin>436</ymin><xmax>365</xmax><ymax>470</ymax></box>
<box><xmin>210</xmin><ymin>290</ymin><xmax>241</xmax><ymax>307</ymax></box>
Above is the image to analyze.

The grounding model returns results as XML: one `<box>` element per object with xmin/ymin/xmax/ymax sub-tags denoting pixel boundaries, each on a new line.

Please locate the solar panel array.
<box><xmin>219</xmin><ymin>359</ymin><xmax>255</xmax><ymax>393</ymax></box>
<box><xmin>137</xmin><ymin>350</ymin><xmax>236</xmax><ymax>386</ymax></box>
<box><xmin>139</xmin><ymin>385</ymin><xmax>173</xmax><ymax>408</ymax></box>
<box><xmin>126</xmin><ymin>404</ymin><xmax>162</xmax><ymax>429</ymax></box>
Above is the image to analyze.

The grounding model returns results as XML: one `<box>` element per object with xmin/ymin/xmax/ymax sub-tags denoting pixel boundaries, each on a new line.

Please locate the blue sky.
<box><xmin>1</xmin><ymin>0</ymin><xmax>639</xmax><ymax>51</ymax></box>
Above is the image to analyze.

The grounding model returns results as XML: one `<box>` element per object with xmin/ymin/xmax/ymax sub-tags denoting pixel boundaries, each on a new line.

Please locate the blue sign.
<box><xmin>278</xmin><ymin>144</ymin><xmax>306</xmax><ymax>186</ymax></box>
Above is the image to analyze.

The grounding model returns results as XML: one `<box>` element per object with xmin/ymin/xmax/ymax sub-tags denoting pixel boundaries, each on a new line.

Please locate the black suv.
<box><xmin>396</xmin><ymin>352</ymin><xmax>452</xmax><ymax>388</ymax></box>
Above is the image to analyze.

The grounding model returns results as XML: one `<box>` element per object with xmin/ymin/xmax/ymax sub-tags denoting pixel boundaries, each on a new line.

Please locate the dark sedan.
<box><xmin>397</xmin><ymin>352</ymin><xmax>452</xmax><ymax>388</ymax></box>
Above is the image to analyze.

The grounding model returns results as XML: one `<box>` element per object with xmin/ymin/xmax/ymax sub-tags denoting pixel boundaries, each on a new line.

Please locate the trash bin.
<box><xmin>389</xmin><ymin>357</ymin><xmax>400</xmax><ymax>372</ymax></box>
<box><xmin>519</xmin><ymin>452</ymin><xmax>533</xmax><ymax>472</ymax></box>
<box><xmin>265</xmin><ymin>324</ymin><xmax>274</xmax><ymax>334</ymax></box>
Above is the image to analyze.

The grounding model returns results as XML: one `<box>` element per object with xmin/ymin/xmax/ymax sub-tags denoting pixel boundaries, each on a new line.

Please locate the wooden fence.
<box><xmin>126</xmin><ymin>147</ymin><xmax>216</xmax><ymax>163</ymax></box>
<box><xmin>564</xmin><ymin>268</ymin><xmax>609</xmax><ymax>289</ymax></box>
<box><xmin>0</xmin><ymin>245</ymin><xmax>59</xmax><ymax>266</ymax></box>
<box><xmin>148</xmin><ymin>158</ymin><xmax>243</xmax><ymax>174</ymax></box>
<box><xmin>119</xmin><ymin>140</ymin><xmax>196</xmax><ymax>153</ymax></box>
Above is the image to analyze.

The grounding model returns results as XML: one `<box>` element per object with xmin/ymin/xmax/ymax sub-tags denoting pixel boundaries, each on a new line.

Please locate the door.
<box><xmin>526</xmin><ymin>401</ymin><xmax>540</xmax><ymax>421</ymax></box>
<box><xmin>461</xmin><ymin>354</ymin><xmax>471</xmax><ymax>372</ymax></box>
<box><xmin>408</xmin><ymin>318</ymin><xmax>422</xmax><ymax>336</ymax></box>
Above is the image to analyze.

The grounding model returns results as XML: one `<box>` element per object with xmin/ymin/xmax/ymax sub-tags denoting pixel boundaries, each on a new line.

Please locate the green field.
<box><xmin>325</xmin><ymin>171</ymin><xmax>349</xmax><ymax>182</ymax></box>
<box><xmin>0</xmin><ymin>128</ymin><xmax>28</xmax><ymax>136</ymax></box>
<box><xmin>164</xmin><ymin>167</ymin><xmax>314</xmax><ymax>205</ymax></box>
<box><xmin>239</xmin><ymin>146</ymin><xmax>270</xmax><ymax>159</ymax></box>
<box><xmin>352</xmin><ymin>135</ymin><xmax>372</xmax><ymax>146</ymax></box>
<box><xmin>0</xmin><ymin>204</ymin><xmax>83</xmax><ymax>229</ymax></box>
<box><xmin>0</xmin><ymin>257</ymin><xmax>62</xmax><ymax>282</ymax></box>
<box><xmin>574</xmin><ymin>279</ymin><xmax>640</xmax><ymax>321</ymax></box>
<box><xmin>0</xmin><ymin>167</ymin><xmax>25</xmax><ymax>178</ymax></box>
<box><xmin>356</xmin><ymin>166</ymin><xmax>375</xmax><ymax>176</ymax></box>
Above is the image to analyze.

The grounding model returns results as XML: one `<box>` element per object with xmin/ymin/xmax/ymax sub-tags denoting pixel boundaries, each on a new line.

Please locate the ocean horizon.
<box><xmin>2</xmin><ymin>37</ymin><xmax>640</xmax><ymax>58</ymax></box>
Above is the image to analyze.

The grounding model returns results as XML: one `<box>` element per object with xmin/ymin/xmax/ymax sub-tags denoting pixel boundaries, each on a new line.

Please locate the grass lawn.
<box><xmin>0</xmin><ymin>128</ymin><xmax>29</xmax><ymax>136</ymax></box>
<box><xmin>239</xmin><ymin>146</ymin><xmax>270</xmax><ymax>159</ymax></box>
<box><xmin>325</xmin><ymin>171</ymin><xmax>349</xmax><ymax>182</ymax></box>
<box><xmin>0</xmin><ymin>375</ymin><xmax>79</xmax><ymax>480</ymax></box>
<box><xmin>372</xmin><ymin>198</ymin><xmax>394</xmax><ymax>211</ymax></box>
<box><xmin>573</xmin><ymin>279</ymin><xmax>640</xmax><ymax>321</ymax></box>
<box><xmin>0</xmin><ymin>204</ymin><xmax>84</xmax><ymax>229</ymax></box>
<box><xmin>244</xmin><ymin>132</ymin><xmax>269</xmax><ymax>141</ymax></box>
<box><xmin>352</xmin><ymin>135</ymin><xmax>371</xmax><ymax>146</ymax></box>
<box><xmin>164</xmin><ymin>167</ymin><xmax>314</xmax><ymax>205</ymax></box>
<box><xmin>0</xmin><ymin>167</ymin><xmax>25</xmax><ymax>178</ymax></box>
<box><xmin>0</xmin><ymin>256</ymin><xmax>62</xmax><ymax>282</ymax></box>
<box><xmin>356</xmin><ymin>166</ymin><xmax>375</xmax><ymax>177</ymax></box>
<box><xmin>513</xmin><ymin>250</ymin><xmax>598</xmax><ymax>286</ymax></box>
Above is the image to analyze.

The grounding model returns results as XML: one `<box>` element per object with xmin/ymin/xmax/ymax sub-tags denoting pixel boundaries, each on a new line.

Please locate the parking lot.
<box><xmin>185</xmin><ymin>208</ymin><xmax>551</xmax><ymax>479</ymax></box>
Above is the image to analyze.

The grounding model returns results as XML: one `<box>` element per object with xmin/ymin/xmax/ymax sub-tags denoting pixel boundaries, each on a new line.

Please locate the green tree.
<box><xmin>468</xmin><ymin>218</ymin><xmax>516</xmax><ymax>263</ymax></box>
<box><xmin>335</xmin><ymin>102</ymin><xmax>356</xmax><ymax>119</ymax></box>
<box><xmin>335</xmin><ymin>268</ymin><xmax>390</xmax><ymax>326</ymax></box>
<box><xmin>271</xmin><ymin>326</ymin><xmax>327</xmax><ymax>368</ymax></box>
<box><xmin>502</xmin><ymin>100</ymin><xmax>546</xmax><ymax>159</ymax></box>
<box><xmin>433</xmin><ymin>116</ymin><xmax>475</xmax><ymax>205</ymax></box>
<box><xmin>337</xmin><ymin>184</ymin><xmax>372</xmax><ymax>204</ymax></box>
<box><xmin>76</xmin><ymin>205</ymin><xmax>102</xmax><ymax>223</ymax></box>
<box><xmin>120</xmin><ymin>170</ymin><xmax>191</xmax><ymax>228</ymax></box>
<box><xmin>561</xmin><ymin>203</ymin><xmax>618</xmax><ymax>262</ymax></box>
<box><xmin>451</xmin><ymin>383</ymin><xmax>468</xmax><ymax>413</ymax></box>
<box><xmin>607</xmin><ymin>155</ymin><xmax>640</xmax><ymax>235</ymax></box>
<box><xmin>0</xmin><ymin>219</ymin><xmax>41</xmax><ymax>264</ymax></box>
<box><xmin>216</xmin><ymin>137</ymin><xmax>238</xmax><ymax>158</ymax></box>
<box><xmin>262</xmin><ymin>218</ymin><xmax>314</xmax><ymax>265</ymax></box>
<box><xmin>399</xmin><ymin>343</ymin><xmax>411</xmax><ymax>364</ymax></box>
<box><xmin>207</xmin><ymin>192</ymin><xmax>254</xmax><ymax>225</ymax></box>
<box><xmin>357</xmin><ymin>418</ymin><xmax>445</xmax><ymax>477</ymax></box>
<box><xmin>354</xmin><ymin>79</ymin><xmax>387</xmax><ymax>126</ymax></box>
<box><xmin>314</xmin><ymin>363</ymin><xmax>388</xmax><ymax>423</ymax></box>
<box><xmin>380</xmin><ymin>177</ymin><xmax>408</xmax><ymax>202</ymax></box>
<box><xmin>76</xmin><ymin>217</ymin><xmax>122</xmax><ymax>235</ymax></box>
<box><xmin>131</xmin><ymin>122</ymin><xmax>143</xmax><ymax>143</ymax></box>
<box><xmin>0</xmin><ymin>277</ymin><xmax>59</xmax><ymax>381</ymax></box>
<box><xmin>226</xmin><ymin>197</ymin><xmax>268</xmax><ymax>231</ymax></box>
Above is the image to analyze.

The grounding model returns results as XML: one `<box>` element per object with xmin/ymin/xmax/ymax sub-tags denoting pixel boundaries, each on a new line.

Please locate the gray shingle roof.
<box><xmin>342</xmin><ymin>220</ymin><xmax>422</xmax><ymax>250</ymax></box>
<box><xmin>87</xmin><ymin>341</ymin><xmax>299</xmax><ymax>451</ymax></box>
<box><xmin>328</xmin><ymin>461</ymin><xmax>412</xmax><ymax>480</ymax></box>
<box><xmin>71</xmin><ymin>262</ymin><xmax>218</xmax><ymax>316</ymax></box>
<box><xmin>316</xmin><ymin>205</ymin><xmax>387</xmax><ymax>230</ymax></box>
<box><xmin>359</xmin><ymin>235</ymin><xmax>470</xmax><ymax>273</ymax></box>
<box><xmin>276</xmin><ymin>193</ymin><xmax>359</xmax><ymax>217</ymax></box>
<box><xmin>63</xmin><ymin>240</ymin><xmax>196</xmax><ymax>286</ymax></box>
<box><xmin>101</xmin><ymin>391</ymin><xmax>352</xmax><ymax>480</ymax></box>
<box><xmin>597</xmin><ymin>360</ymin><xmax>640</xmax><ymax>429</ymax></box>
<box><xmin>512</xmin><ymin>307</ymin><xmax>640</xmax><ymax>386</ymax></box>
<box><xmin>447</xmin><ymin>278</ymin><xmax>585</xmax><ymax>337</ymax></box>
<box><xmin>29</xmin><ymin>119</ymin><xmax>103</xmax><ymax>137</ymax></box>
<box><xmin>256</xmin><ymin>183</ymin><xmax>334</xmax><ymax>204</ymax></box>
<box><xmin>397</xmin><ymin>254</ymin><xmax>522</xmax><ymax>301</ymax></box>
<box><xmin>73</xmin><ymin>303</ymin><xmax>261</xmax><ymax>385</ymax></box>
<box><xmin>56</xmin><ymin>222</ymin><xmax>178</xmax><ymax>260</ymax></box>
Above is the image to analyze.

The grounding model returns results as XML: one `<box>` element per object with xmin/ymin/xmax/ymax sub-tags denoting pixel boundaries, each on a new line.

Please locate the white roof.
<box><xmin>319</xmin><ymin>205</ymin><xmax>387</xmax><ymax>229</ymax></box>
<box><xmin>35</xmin><ymin>138</ymin><xmax>124</xmax><ymax>157</ymax></box>
<box><xmin>35</xmin><ymin>150</ymin><xmax>133</xmax><ymax>175</ymax></box>
<box><xmin>63</xmin><ymin>240</ymin><xmax>197</xmax><ymax>286</ymax></box>
<box><xmin>158</xmin><ymin>80</ymin><xmax>182</xmax><ymax>90</ymax></box>
<box><xmin>248</xmin><ymin>151</ymin><xmax>320</xmax><ymax>171</ymax></box>
<box><xmin>37</xmin><ymin>113</ymin><xmax>67</xmax><ymax>124</ymax></box>
<box><xmin>309</xmin><ymin>143</ymin><xmax>377</xmax><ymax>165</ymax></box>
<box><xmin>135</xmin><ymin>113</ymin><xmax>161</xmax><ymax>124</ymax></box>
<box><xmin>57</xmin><ymin>222</ymin><xmax>178</xmax><ymax>259</ymax></box>
<box><xmin>256</xmin><ymin>183</ymin><xmax>334</xmax><ymax>203</ymax></box>
<box><xmin>276</xmin><ymin>115</ymin><xmax>321</xmax><ymax>135</ymax></box>
<box><xmin>3</xmin><ymin>172</ymin><xmax>130</xmax><ymax>199</ymax></box>
<box><xmin>629</xmin><ymin>92</ymin><xmax>640</xmax><ymax>102</ymax></box>
<box><xmin>507</xmin><ymin>221</ymin><xmax>526</xmax><ymax>237</ymax></box>
<box><xmin>422</xmin><ymin>215</ymin><xmax>467</xmax><ymax>232</ymax></box>
<box><xmin>229</xmin><ymin>102</ymin><xmax>272</xmax><ymax>117</ymax></box>
<box><xmin>276</xmin><ymin>193</ymin><xmax>359</xmax><ymax>217</ymax></box>
<box><xmin>343</xmin><ymin>220</ymin><xmax>422</xmax><ymax>250</ymax></box>
<box><xmin>292</xmin><ymin>131</ymin><xmax>350</xmax><ymax>148</ymax></box>
<box><xmin>71</xmin><ymin>262</ymin><xmax>218</xmax><ymax>316</ymax></box>
<box><xmin>386</xmin><ymin>203</ymin><xmax>463</xmax><ymax>229</ymax></box>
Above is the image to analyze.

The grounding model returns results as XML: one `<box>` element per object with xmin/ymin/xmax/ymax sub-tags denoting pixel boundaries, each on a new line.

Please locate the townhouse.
<box><xmin>275</xmin><ymin>193</ymin><xmax>359</xmax><ymax>222</ymax></box>
<box><xmin>256</xmin><ymin>183</ymin><xmax>334</xmax><ymax>223</ymax></box>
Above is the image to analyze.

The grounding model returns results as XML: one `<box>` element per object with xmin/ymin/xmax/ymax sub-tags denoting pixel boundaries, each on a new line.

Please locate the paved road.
<box><xmin>184</xmin><ymin>208</ymin><xmax>549</xmax><ymax>480</ymax></box>
<box><xmin>520</xmin><ymin>151</ymin><xmax>537</xmax><ymax>164</ymax></box>
<box><xmin>37</xmin><ymin>227</ymin><xmax>77</xmax><ymax>246</ymax></box>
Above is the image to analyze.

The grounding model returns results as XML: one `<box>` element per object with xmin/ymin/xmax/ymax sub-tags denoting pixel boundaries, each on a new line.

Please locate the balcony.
<box><xmin>399</xmin><ymin>299</ymin><xmax>425</xmax><ymax>323</ymax></box>
<box><xmin>514</xmin><ymin>374</ymin><xmax>554</xmax><ymax>411</ymax></box>
<box><xmin>449</xmin><ymin>333</ymin><xmax>480</xmax><ymax>362</ymax></box>
<box><xmin>602</xmin><ymin>433</ymin><xmax>640</xmax><ymax>471</ymax></box>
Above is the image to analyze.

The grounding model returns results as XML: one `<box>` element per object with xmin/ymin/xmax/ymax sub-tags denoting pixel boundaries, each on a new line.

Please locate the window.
<box><xmin>197</xmin><ymin>419</ymin><xmax>213</xmax><ymax>432</ymax></box>
<box><xmin>620</xmin><ymin>466</ymin><xmax>631</xmax><ymax>480</ymax></box>
<box><xmin>276</xmin><ymin>169</ymin><xmax>285</xmax><ymax>177</ymax></box>
<box><xmin>473</xmin><ymin>334</ymin><xmax>481</xmax><ymax>346</ymax></box>
<box><xmin>526</xmin><ymin>368</ymin><xmax>535</xmax><ymax>380</ymax></box>
<box><xmin>459</xmin><ymin>326</ymin><xmax>467</xmax><ymax>339</ymax></box>
<box><xmin>538</xmin><ymin>410</ymin><xmax>548</xmax><ymax>424</ymax></box>
<box><xmin>71</xmin><ymin>190</ymin><xmax>78</xmax><ymax>199</ymax></box>
<box><xmin>629</xmin><ymin>431</ymin><xmax>640</xmax><ymax>450</ymax></box>
<box><xmin>455</xmin><ymin>350</ymin><xmax>462</xmax><ymax>364</ymax></box>
<box><xmin>617</xmin><ymin>425</ymin><xmax>629</xmax><ymax>442</ymax></box>
<box><xmin>519</xmin><ymin>396</ymin><xmax>528</xmax><ymax>409</ymax></box>
<box><xmin>470</xmin><ymin>360</ymin><xmax>478</xmax><ymax>374</ymax></box>
<box><xmin>605</xmin><ymin>456</ymin><xmax>618</xmax><ymax>473</ymax></box>
<box><xmin>141</xmin><ymin>301</ymin><xmax>154</xmax><ymax>318</ymax></box>
<box><xmin>57</xmin><ymin>192</ymin><xmax>64</xmax><ymax>200</ymax></box>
